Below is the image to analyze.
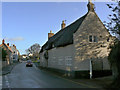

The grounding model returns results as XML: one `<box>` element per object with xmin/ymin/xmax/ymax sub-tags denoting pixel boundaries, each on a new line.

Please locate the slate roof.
<box><xmin>40</xmin><ymin>13</ymin><xmax>88</xmax><ymax>53</ymax></box>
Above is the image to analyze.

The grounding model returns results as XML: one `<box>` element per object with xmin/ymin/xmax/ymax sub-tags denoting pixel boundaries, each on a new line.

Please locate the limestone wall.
<box><xmin>73</xmin><ymin>11</ymin><xmax>111</xmax><ymax>71</ymax></box>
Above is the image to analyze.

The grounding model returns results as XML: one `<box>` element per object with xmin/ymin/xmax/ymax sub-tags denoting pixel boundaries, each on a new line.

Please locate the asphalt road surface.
<box><xmin>2</xmin><ymin>62</ymin><xmax>95</xmax><ymax>88</ymax></box>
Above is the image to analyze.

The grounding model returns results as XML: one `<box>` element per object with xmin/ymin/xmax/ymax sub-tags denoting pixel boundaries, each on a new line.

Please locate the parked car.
<box><xmin>26</xmin><ymin>60</ymin><xmax>33</xmax><ymax>67</ymax></box>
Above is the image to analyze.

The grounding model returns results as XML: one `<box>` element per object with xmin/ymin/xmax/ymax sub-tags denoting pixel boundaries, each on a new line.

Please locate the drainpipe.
<box><xmin>90</xmin><ymin>59</ymin><xmax>92</xmax><ymax>79</ymax></box>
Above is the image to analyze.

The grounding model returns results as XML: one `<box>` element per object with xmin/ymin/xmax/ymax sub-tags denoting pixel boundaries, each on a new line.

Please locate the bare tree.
<box><xmin>104</xmin><ymin>0</ymin><xmax>120</xmax><ymax>89</ymax></box>
<box><xmin>26</xmin><ymin>43</ymin><xmax>41</xmax><ymax>60</ymax></box>
<box><xmin>105</xmin><ymin>0</ymin><xmax>120</xmax><ymax>35</ymax></box>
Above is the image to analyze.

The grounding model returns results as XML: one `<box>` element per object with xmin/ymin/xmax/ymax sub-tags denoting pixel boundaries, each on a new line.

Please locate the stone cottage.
<box><xmin>40</xmin><ymin>1</ymin><xmax>114</xmax><ymax>78</ymax></box>
<box><xmin>0</xmin><ymin>39</ymin><xmax>13</xmax><ymax>67</ymax></box>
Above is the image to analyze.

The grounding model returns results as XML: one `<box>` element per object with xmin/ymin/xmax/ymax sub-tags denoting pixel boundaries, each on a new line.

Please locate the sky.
<box><xmin>1</xmin><ymin>1</ymin><xmax>115</xmax><ymax>55</ymax></box>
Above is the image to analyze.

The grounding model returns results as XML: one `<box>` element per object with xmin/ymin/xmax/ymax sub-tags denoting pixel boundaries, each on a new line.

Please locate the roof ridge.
<box><xmin>48</xmin><ymin>13</ymin><xmax>88</xmax><ymax>41</ymax></box>
<box><xmin>63</xmin><ymin>13</ymin><xmax>88</xmax><ymax>30</ymax></box>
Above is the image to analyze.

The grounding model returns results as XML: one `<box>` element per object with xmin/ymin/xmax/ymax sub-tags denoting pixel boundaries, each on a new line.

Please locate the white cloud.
<box><xmin>4</xmin><ymin>37</ymin><xmax>24</xmax><ymax>41</ymax></box>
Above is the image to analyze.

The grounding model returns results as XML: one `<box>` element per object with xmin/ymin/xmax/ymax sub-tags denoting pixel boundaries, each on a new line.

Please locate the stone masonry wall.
<box><xmin>73</xmin><ymin>11</ymin><xmax>112</xmax><ymax>71</ymax></box>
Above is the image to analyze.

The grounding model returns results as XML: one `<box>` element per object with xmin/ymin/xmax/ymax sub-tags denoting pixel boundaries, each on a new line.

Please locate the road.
<box><xmin>2</xmin><ymin>62</ymin><xmax>95</xmax><ymax>88</ymax></box>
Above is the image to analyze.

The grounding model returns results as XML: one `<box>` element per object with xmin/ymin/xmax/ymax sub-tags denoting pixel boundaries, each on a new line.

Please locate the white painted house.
<box><xmin>10</xmin><ymin>44</ymin><xmax>19</xmax><ymax>62</ymax></box>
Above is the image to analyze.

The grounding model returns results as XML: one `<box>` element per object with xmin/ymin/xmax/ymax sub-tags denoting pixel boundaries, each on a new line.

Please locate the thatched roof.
<box><xmin>40</xmin><ymin>13</ymin><xmax>88</xmax><ymax>53</ymax></box>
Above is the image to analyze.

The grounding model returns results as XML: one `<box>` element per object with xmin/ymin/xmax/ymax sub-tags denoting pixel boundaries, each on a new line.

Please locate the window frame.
<box><xmin>88</xmin><ymin>35</ymin><xmax>98</xmax><ymax>43</ymax></box>
<box><xmin>89</xmin><ymin>35</ymin><xmax>93</xmax><ymax>42</ymax></box>
<box><xmin>93</xmin><ymin>36</ymin><xmax>98</xmax><ymax>42</ymax></box>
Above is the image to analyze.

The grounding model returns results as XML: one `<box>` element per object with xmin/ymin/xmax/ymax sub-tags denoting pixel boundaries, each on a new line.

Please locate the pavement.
<box><xmin>0</xmin><ymin>63</ymin><xmax>19</xmax><ymax>89</ymax></box>
<box><xmin>2</xmin><ymin>62</ymin><xmax>20</xmax><ymax>75</ymax></box>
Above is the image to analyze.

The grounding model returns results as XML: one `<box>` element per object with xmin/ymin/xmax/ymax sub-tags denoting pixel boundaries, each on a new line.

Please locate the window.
<box><xmin>93</xmin><ymin>36</ymin><xmax>97</xmax><ymax>42</ymax></box>
<box><xmin>65</xmin><ymin>56</ymin><xmax>72</xmax><ymax>66</ymax></box>
<box><xmin>107</xmin><ymin>38</ymin><xmax>109</xmax><ymax>42</ymax></box>
<box><xmin>89</xmin><ymin>35</ymin><xmax>92</xmax><ymax>42</ymax></box>
<box><xmin>58</xmin><ymin>57</ymin><xmax>63</xmax><ymax>65</ymax></box>
<box><xmin>89</xmin><ymin>35</ymin><xmax>98</xmax><ymax>42</ymax></box>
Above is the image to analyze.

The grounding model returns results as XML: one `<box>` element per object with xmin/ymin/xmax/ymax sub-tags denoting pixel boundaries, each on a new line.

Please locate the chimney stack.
<box><xmin>2</xmin><ymin>39</ymin><xmax>5</xmax><ymax>44</ymax></box>
<box><xmin>61</xmin><ymin>20</ymin><xmax>66</xmax><ymax>29</ymax></box>
<box><xmin>48</xmin><ymin>30</ymin><xmax>54</xmax><ymax>40</ymax></box>
<box><xmin>13</xmin><ymin>44</ymin><xmax>16</xmax><ymax>49</ymax></box>
<box><xmin>7</xmin><ymin>43</ymin><xmax>9</xmax><ymax>46</ymax></box>
<box><xmin>87</xmin><ymin>0</ymin><xmax>95</xmax><ymax>12</ymax></box>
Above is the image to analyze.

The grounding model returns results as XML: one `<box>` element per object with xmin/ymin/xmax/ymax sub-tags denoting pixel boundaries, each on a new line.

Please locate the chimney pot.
<box><xmin>48</xmin><ymin>30</ymin><xmax>54</xmax><ymax>40</ymax></box>
<box><xmin>13</xmin><ymin>44</ymin><xmax>16</xmax><ymax>48</ymax></box>
<box><xmin>87</xmin><ymin>0</ymin><xmax>95</xmax><ymax>12</ymax></box>
<box><xmin>7</xmin><ymin>43</ymin><xmax>9</xmax><ymax>46</ymax></box>
<box><xmin>61</xmin><ymin>20</ymin><xmax>66</xmax><ymax>29</ymax></box>
<box><xmin>2</xmin><ymin>39</ymin><xmax>5</xmax><ymax>44</ymax></box>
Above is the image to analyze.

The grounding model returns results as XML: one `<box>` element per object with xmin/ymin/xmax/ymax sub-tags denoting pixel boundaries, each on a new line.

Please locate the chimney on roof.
<box><xmin>61</xmin><ymin>20</ymin><xmax>66</xmax><ymax>29</ymax></box>
<box><xmin>48</xmin><ymin>30</ymin><xmax>54</xmax><ymax>40</ymax></box>
<box><xmin>2</xmin><ymin>39</ymin><xmax>5</xmax><ymax>44</ymax></box>
<box><xmin>87</xmin><ymin>0</ymin><xmax>95</xmax><ymax>12</ymax></box>
<box><xmin>7</xmin><ymin>43</ymin><xmax>9</xmax><ymax>46</ymax></box>
<box><xmin>13</xmin><ymin>44</ymin><xmax>16</xmax><ymax>49</ymax></box>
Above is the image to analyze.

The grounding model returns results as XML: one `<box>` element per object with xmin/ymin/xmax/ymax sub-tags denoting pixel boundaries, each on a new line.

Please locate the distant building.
<box><xmin>0</xmin><ymin>39</ymin><xmax>13</xmax><ymax>66</ymax></box>
<box><xmin>29</xmin><ymin>53</ymin><xmax>33</xmax><ymax>57</ymax></box>
<box><xmin>21</xmin><ymin>54</ymin><xmax>28</xmax><ymax>60</ymax></box>
<box><xmin>40</xmin><ymin>1</ymin><xmax>115</xmax><ymax>78</ymax></box>
<box><xmin>10</xmin><ymin>44</ymin><xmax>20</xmax><ymax>62</ymax></box>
